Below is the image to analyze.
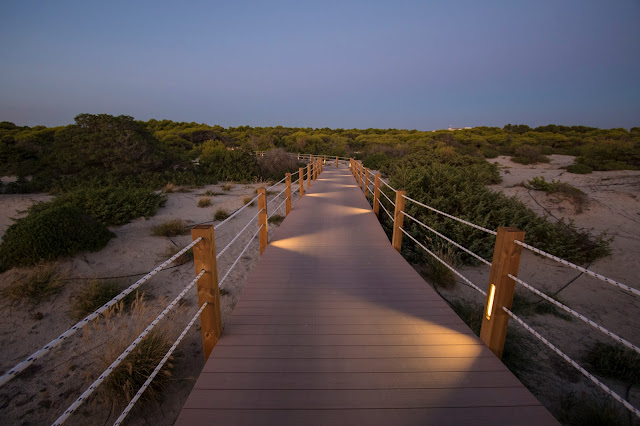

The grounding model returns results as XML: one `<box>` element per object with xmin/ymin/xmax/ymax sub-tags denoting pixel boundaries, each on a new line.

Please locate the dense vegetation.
<box><xmin>1</xmin><ymin>114</ymin><xmax>635</xmax><ymax>269</ymax></box>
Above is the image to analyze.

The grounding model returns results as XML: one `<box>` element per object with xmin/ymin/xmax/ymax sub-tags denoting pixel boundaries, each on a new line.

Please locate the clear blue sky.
<box><xmin>1</xmin><ymin>0</ymin><xmax>639</xmax><ymax>130</ymax></box>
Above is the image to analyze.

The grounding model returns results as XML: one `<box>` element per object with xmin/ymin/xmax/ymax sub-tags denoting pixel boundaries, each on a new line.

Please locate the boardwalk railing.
<box><xmin>0</xmin><ymin>160</ymin><xmax>318</xmax><ymax>425</ymax></box>
<box><xmin>347</xmin><ymin>157</ymin><xmax>640</xmax><ymax>419</ymax></box>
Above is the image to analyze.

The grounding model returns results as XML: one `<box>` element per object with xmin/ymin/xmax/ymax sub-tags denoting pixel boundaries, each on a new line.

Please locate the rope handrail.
<box><xmin>0</xmin><ymin>238</ymin><xmax>202</xmax><ymax>388</ymax></box>
<box><xmin>380</xmin><ymin>178</ymin><xmax>397</xmax><ymax>192</ymax></box>
<box><xmin>509</xmin><ymin>274</ymin><xmax>640</xmax><ymax>354</ymax></box>
<box><xmin>379</xmin><ymin>187</ymin><xmax>396</xmax><ymax>206</ymax></box>
<box><xmin>514</xmin><ymin>240</ymin><xmax>639</xmax><ymax>298</ymax></box>
<box><xmin>402</xmin><ymin>194</ymin><xmax>498</xmax><ymax>236</ymax></box>
<box><xmin>268</xmin><ymin>197</ymin><xmax>288</xmax><ymax>219</ymax></box>
<box><xmin>503</xmin><ymin>306</ymin><xmax>640</xmax><ymax>418</ymax></box>
<box><xmin>216</xmin><ymin>209</ymin><xmax>262</xmax><ymax>260</ymax></box>
<box><xmin>267</xmin><ymin>186</ymin><xmax>288</xmax><ymax>205</ymax></box>
<box><xmin>214</xmin><ymin>194</ymin><xmax>259</xmax><ymax>230</ymax></box>
<box><xmin>53</xmin><ymin>269</ymin><xmax>206</xmax><ymax>425</ymax></box>
<box><xmin>378</xmin><ymin>198</ymin><xmax>394</xmax><ymax>222</ymax></box>
<box><xmin>399</xmin><ymin>227</ymin><xmax>487</xmax><ymax>296</ymax></box>
<box><xmin>219</xmin><ymin>225</ymin><xmax>263</xmax><ymax>288</ymax></box>
<box><xmin>113</xmin><ymin>300</ymin><xmax>209</xmax><ymax>426</ymax></box>
<box><xmin>266</xmin><ymin>175</ymin><xmax>287</xmax><ymax>190</ymax></box>
<box><xmin>402</xmin><ymin>211</ymin><xmax>492</xmax><ymax>267</ymax></box>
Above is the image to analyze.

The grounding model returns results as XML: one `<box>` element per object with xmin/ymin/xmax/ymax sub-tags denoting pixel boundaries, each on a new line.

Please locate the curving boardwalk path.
<box><xmin>176</xmin><ymin>166</ymin><xmax>557</xmax><ymax>425</ymax></box>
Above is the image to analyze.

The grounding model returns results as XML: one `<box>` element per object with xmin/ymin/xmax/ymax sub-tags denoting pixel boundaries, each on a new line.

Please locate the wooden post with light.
<box><xmin>391</xmin><ymin>190</ymin><xmax>406</xmax><ymax>252</ymax></box>
<box><xmin>373</xmin><ymin>174</ymin><xmax>381</xmax><ymax>217</ymax></box>
<box><xmin>257</xmin><ymin>188</ymin><xmax>268</xmax><ymax>255</ymax></box>
<box><xmin>480</xmin><ymin>227</ymin><xmax>526</xmax><ymax>359</ymax></box>
<box><xmin>364</xmin><ymin>168</ymin><xmax>370</xmax><ymax>196</ymax></box>
<box><xmin>285</xmin><ymin>173</ymin><xmax>292</xmax><ymax>215</ymax></box>
<box><xmin>298</xmin><ymin>167</ymin><xmax>304</xmax><ymax>198</ymax></box>
<box><xmin>191</xmin><ymin>225</ymin><xmax>222</xmax><ymax>361</ymax></box>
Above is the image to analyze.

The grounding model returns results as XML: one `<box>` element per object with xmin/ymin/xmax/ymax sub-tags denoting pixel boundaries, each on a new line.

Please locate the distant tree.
<box><xmin>51</xmin><ymin>114</ymin><xmax>165</xmax><ymax>176</ymax></box>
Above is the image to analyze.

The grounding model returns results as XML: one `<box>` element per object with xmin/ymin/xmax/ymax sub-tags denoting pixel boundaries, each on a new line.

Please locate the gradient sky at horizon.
<box><xmin>1</xmin><ymin>0</ymin><xmax>639</xmax><ymax>130</ymax></box>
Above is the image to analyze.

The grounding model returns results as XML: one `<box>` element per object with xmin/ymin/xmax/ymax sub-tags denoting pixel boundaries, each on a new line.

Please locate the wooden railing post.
<box><xmin>297</xmin><ymin>153</ymin><xmax>300</xmax><ymax>160</ymax></box>
<box><xmin>285</xmin><ymin>173</ymin><xmax>292</xmax><ymax>215</ymax></box>
<box><xmin>257</xmin><ymin>188</ymin><xmax>268</xmax><ymax>255</ymax></box>
<box><xmin>335</xmin><ymin>156</ymin><xmax>338</xmax><ymax>167</ymax></box>
<box><xmin>373</xmin><ymin>174</ymin><xmax>381</xmax><ymax>217</ymax></box>
<box><xmin>391</xmin><ymin>190</ymin><xmax>406</xmax><ymax>252</ymax></box>
<box><xmin>319</xmin><ymin>158</ymin><xmax>323</xmax><ymax>174</ymax></box>
<box><xmin>191</xmin><ymin>225</ymin><xmax>222</xmax><ymax>361</ymax></box>
<box><xmin>364</xmin><ymin>168</ymin><xmax>370</xmax><ymax>196</ymax></box>
<box><xmin>307</xmin><ymin>164</ymin><xmax>312</xmax><ymax>189</ymax></box>
<box><xmin>356</xmin><ymin>163</ymin><xmax>362</xmax><ymax>188</ymax></box>
<box><xmin>350</xmin><ymin>158</ymin><xmax>354</xmax><ymax>175</ymax></box>
<box><xmin>480</xmin><ymin>227</ymin><xmax>526</xmax><ymax>359</ymax></box>
<box><xmin>359</xmin><ymin>163</ymin><xmax>365</xmax><ymax>190</ymax></box>
<box><xmin>323</xmin><ymin>155</ymin><xmax>326</xmax><ymax>165</ymax></box>
<box><xmin>299</xmin><ymin>167</ymin><xmax>304</xmax><ymax>198</ymax></box>
<box><xmin>313</xmin><ymin>160</ymin><xmax>317</xmax><ymax>181</ymax></box>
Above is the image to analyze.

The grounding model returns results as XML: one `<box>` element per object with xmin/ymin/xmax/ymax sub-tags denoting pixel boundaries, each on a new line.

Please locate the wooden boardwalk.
<box><xmin>176</xmin><ymin>166</ymin><xmax>557</xmax><ymax>425</ymax></box>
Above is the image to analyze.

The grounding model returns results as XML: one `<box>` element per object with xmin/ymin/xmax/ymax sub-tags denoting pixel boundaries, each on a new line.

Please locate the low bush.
<box><xmin>243</xmin><ymin>196</ymin><xmax>256</xmax><ymax>206</ymax></box>
<box><xmin>268</xmin><ymin>214</ymin><xmax>285</xmax><ymax>225</ymax></box>
<box><xmin>585</xmin><ymin>342</ymin><xmax>640</xmax><ymax>384</ymax></box>
<box><xmin>152</xmin><ymin>219</ymin><xmax>189</xmax><ymax>237</ymax></box>
<box><xmin>526</xmin><ymin>176</ymin><xmax>587</xmax><ymax>213</ymax></box>
<box><xmin>257</xmin><ymin>148</ymin><xmax>301</xmax><ymax>181</ymax></box>
<box><xmin>214</xmin><ymin>208</ymin><xmax>229</xmax><ymax>221</ymax></box>
<box><xmin>163</xmin><ymin>245</ymin><xmax>193</xmax><ymax>265</ymax></box>
<box><xmin>2</xmin><ymin>263</ymin><xmax>65</xmax><ymax>303</ymax></box>
<box><xmin>511</xmin><ymin>145</ymin><xmax>550</xmax><ymax>165</ymax></box>
<box><xmin>566</xmin><ymin>164</ymin><xmax>593</xmax><ymax>174</ymax></box>
<box><xmin>197</xmin><ymin>197</ymin><xmax>211</xmax><ymax>207</ymax></box>
<box><xmin>222</xmin><ymin>183</ymin><xmax>233</xmax><ymax>191</ymax></box>
<box><xmin>29</xmin><ymin>187</ymin><xmax>166</xmax><ymax>226</ymax></box>
<box><xmin>423</xmin><ymin>246</ymin><xmax>457</xmax><ymax>289</ymax></box>
<box><xmin>0</xmin><ymin>205</ymin><xmax>114</xmax><ymax>270</ymax></box>
<box><xmin>69</xmin><ymin>280</ymin><xmax>139</xmax><ymax>320</ymax></box>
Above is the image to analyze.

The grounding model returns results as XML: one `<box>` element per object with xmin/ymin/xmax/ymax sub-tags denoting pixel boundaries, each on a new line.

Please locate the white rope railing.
<box><xmin>214</xmin><ymin>194</ymin><xmax>259</xmax><ymax>230</ymax></box>
<box><xmin>267</xmin><ymin>186</ymin><xmax>287</xmax><ymax>205</ymax></box>
<box><xmin>402</xmin><ymin>211</ymin><xmax>492</xmax><ymax>266</ymax></box>
<box><xmin>504</xmin><ymin>306</ymin><xmax>640</xmax><ymax>418</ymax></box>
<box><xmin>266</xmin><ymin>175</ymin><xmax>287</xmax><ymax>190</ymax></box>
<box><xmin>509</xmin><ymin>274</ymin><xmax>640</xmax><ymax>354</ymax></box>
<box><xmin>112</xmin><ymin>301</ymin><xmax>208</xmax><ymax>426</ymax></box>
<box><xmin>268</xmin><ymin>197</ymin><xmax>288</xmax><ymax>219</ymax></box>
<box><xmin>53</xmin><ymin>269</ymin><xmax>206</xmax><ymax>425</ymax></box>
<box><xmin>379</xmin><ymin>187</ymin><xmax>396</xmax><ymax>206</ymax></box>
<box><xmin>216</xmin><ymin>210</ymin><xmax>261</xmax><ymax>260</ymax></box>
<box><xmin>514</xmin><ymin>240</ymin><xmax>639</xmax><ymax>298</ymax></box>
<box><xmin>380</xmin><ymin>178</ymin><xmax>396</xmax><ymax>192</ymax></box>
<box><xmin>399</xmin><ymin>227</ymin><xmax>487</xmax><ymax>296</ymax></box>
<box><xmin>378</xmin><ymin>199</ymin><xmax>394</xmax><ymax>222</ymax></box>
<box><xmin>219</xmin><ymin>225</ymin><xmax>263</xmax><ymax>288</ymax></box>
<box><xmin>0</xmin><ymin>238</ymin><xmax>202</xmax><ymax>388</ymax></box>
<box><xmin>402</xmin><ymin>194</ymin><xmax>498</xmax><ymax>236</ymax></box>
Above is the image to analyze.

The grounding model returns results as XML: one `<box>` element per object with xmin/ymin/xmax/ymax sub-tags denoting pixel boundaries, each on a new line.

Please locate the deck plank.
<box><xmin>175</xmin><ymin>166</ymin><xmax>558</xmax><ymax>425</ymax></box>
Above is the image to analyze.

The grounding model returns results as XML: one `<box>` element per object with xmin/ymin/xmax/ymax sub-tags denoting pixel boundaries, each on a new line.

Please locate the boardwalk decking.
<box><xmin>176</xmin><ymin>167</ymin><xmax>557</xmax><ymax>425</ymax></box>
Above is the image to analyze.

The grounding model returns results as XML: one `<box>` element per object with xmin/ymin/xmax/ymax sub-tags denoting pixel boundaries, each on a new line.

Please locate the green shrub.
<box><xmin>0</xmin><ymin>205</ymin><xmax>114</xmax><ymax>269</ymax></box>
<box><xmin>388</xmin><ymin>157</ymin><xmax>609</xmax><ymax>265</ymax></box>
<box><xmin>152</xmin><ymin>219</ymin><xmax>189</xmax><ymax>237</ymax></box>
<box><xmin>566</xmin><ymin>164</ymin><xmax>593</xmax><ymax>174</ymax></box>
<box><xmin>268</xmin><ymin>214</ymin><xmax>285</xmax><ymax>225</ymax></box>
<box><xmin>511</xmin><ymin>145</ymin><xmax>550</xmax><ymax>165</ymax></box>
<box><xmin>363</xmin><ymin>152</ymin><xmax>391</xmax><ymax>170</ymax></box>
<box><xmin>69</xmin><ymin>280</ymin><xmax>138</xmax><ymax>320</ymax></box>
<box><xmin>257</xmin><ymin>148</ymin><xmax>301</xmax><ymax>181</ymax></box>
<box><xmin>29</xmin><ymin>187</ymin><xmax>166</xmax><ymax>226</ymax></box>
<box><xmin>214</xmin><ymin>208</ymin><xmax>230</xmax><ymax>221</ymax></box>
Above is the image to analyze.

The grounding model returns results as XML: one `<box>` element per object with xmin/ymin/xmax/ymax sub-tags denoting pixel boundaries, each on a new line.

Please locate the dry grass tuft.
<box><xmin>214</xmin><ymin>208</ymin><xmax>230</xmax><ymax>221</ymax></box>
<box><xmin>152</xmin><ymin>219</ymin><xmax>189</xmax><ymax>237</ymax></box>
<box><xmin>222</xmin><ymin>183</ymin><xmax>233</xmax><ymax>191</ymax></box>
<box><xmin>197</xmin><ymin>197</ymin><xmax>212</xmax><ymax>208</ymax></box>
<box><xmin>70</xmin><ymin>280</ymin><xmax>140</xmax><ymax>320</ymax></box>
<box><xmin>2</xmin><ymin>263</ymin><xmax>66</xmax><ymax>303</ymax></box>
<box><xmin>268</xmin><ymin>214</ymin><xmax>285</xmax><ymax>225</ymax></box>
<box><xmin>163</xmin><ymin>183</ymin><xmax>176</xmax><ymax>193</ymax></box>
<box><xmin>162</xmin><ymin>245</ymin><xmax>193</xmax><ymax>266</ymax></box>
<box><xmin>243</xmin><ymin>196</ymin><xmax>256</xmax><ymax>206</ymax></box>
<box><xmin>424</xmin><ymin>246</ymin><xmax>457</xmax><ymax>289</ymax></box>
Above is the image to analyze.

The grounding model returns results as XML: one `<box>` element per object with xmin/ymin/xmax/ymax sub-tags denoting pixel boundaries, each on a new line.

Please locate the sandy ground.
<box><xmin>447</xmin><ymin>155</ymin><xmax>640</xmax><ymax>421</ymax></box>
<box><xmin>0</xmin><ymin>180</ymin><xmax>298</xmax><ymax>425</ymax></box>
